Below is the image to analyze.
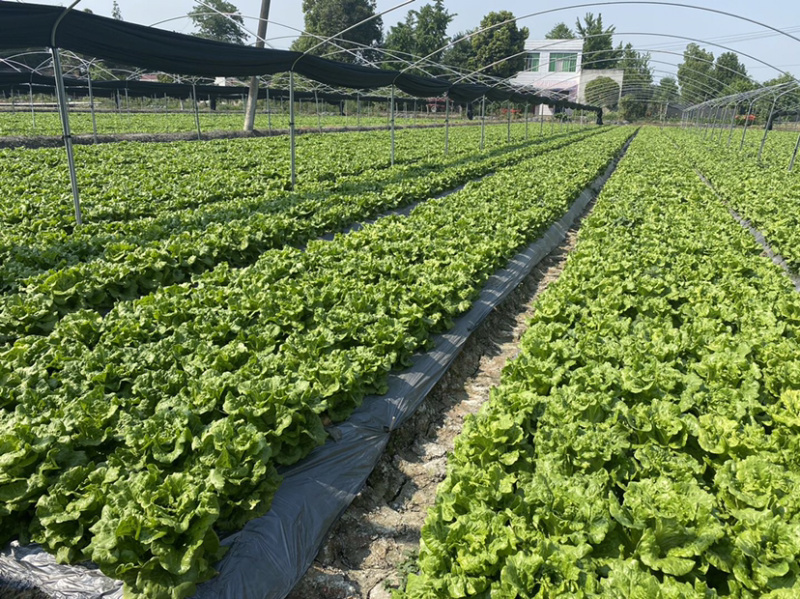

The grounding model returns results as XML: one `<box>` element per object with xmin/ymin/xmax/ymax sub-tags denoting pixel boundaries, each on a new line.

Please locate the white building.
<box><xmin>512</xmin><ymin>39</ymin><xmax>624</xmax><ymax>115</ymax></box>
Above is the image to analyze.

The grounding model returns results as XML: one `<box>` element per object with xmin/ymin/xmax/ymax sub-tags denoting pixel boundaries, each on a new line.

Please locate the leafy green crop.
<box><xmin>0</xmin><ymin>126</ymin><xmax>603</xmax><ymax>345</ymax></box>
<box><xmin>400</xmin><ymin>128</ymin><xmax>800</xmax><ymax>599</ymax></box>
<box><xmin>0</xmin><ymin>127</ymin><xmax>633</xmax><ymax>598</ymax></box>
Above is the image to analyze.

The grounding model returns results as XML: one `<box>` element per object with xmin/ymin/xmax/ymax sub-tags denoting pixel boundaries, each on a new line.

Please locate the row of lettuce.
<box><xmin>399</xmin><ymin>128</ymin><xmax>800</xmax><ymax>598</ymax></box>
<box><xmin>1</xmin><ymin>123</ymin><xmax>540</xmax><ymax>230</ymax></box>
<box><xmin>0</xmin><ymin>127</ymin><xmax>633</xmax><ymax>599</ymax></box>
<box><xmin>0</xmin><ymin>111</ymin><xmax>450</xmax><ymax>138</ymax></box>
<box><xmin>668</xmin><ymin>129</ymin><xmax>800</xmax><ymax>271</ymax></box>
<box><xmin>0</xmin><ymin>127</ymin><xmax>604</xmax><ymax>345</ymax></box>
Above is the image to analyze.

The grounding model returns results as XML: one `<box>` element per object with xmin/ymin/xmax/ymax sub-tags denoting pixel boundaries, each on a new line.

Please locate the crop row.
<box><xmin>0</xmin><ymin>125</ymin><xmax>593</xmax><ymax>282</ymax></box>
<box><xmin>0</xmin><ymin>111</ymin><xmax>448</xmax><ymax>137</ymax></box>
<box><xmin>400</xmin><ymin>128</ymin><xmax>800</xmax><ymax>598</ymax></box>
<box><xmin>668</xmin><ymin>129</ymin><xmax>800</xmax><ymax>271</ymax></box>
<box><xmin>1</xmin><ymin>123</ymin><xmax>527</xmax><ymax>230</ymax></box>
<box><xmin>0</xmin><ymin>127</ymin><xmax>634</xmax><ymax>599</ymax></box>
<box><xmin>0</xmin><ymin>128</ymin><xmax>606</xmax><ymax>344</ymax></box>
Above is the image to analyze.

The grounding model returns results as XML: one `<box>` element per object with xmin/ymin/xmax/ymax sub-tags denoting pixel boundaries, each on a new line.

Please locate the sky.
<box><xmin>19</xmin><ymin>0</ymin><xmax>800</xmax><ymax>83</ymax></box>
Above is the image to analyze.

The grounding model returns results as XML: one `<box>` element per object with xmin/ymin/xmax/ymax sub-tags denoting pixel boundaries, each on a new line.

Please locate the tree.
<box><xmin>112</xmin><ymin>1</ymin><xmax>123</xmax><ymax>21</ymax></box>
<box><xmin>441</xmin><ymin>29</ymin><xmax>478</xmax><ymax>74</ymax></box>
<box><xmin>619</xmin><ymin>94</ymin><xmax>646</xmax><ymax>120</ymax></box>
<box><xmin>384</xmin><ymin>1</ymin><xmax>454</xmax><ymax>72</ymax></box>
<box><xmin>714</xmin><ymin>51</ymin><xmax>748</xmax><ymax>92</ymax></box>
<box><xmin>653</xmin><ymin>76</ymin><xmax>680</xmax><ymax>103</ymax></box>
<box><xmin>189</xmin><ymin>0</ymin><xmax>247</xmax><ymax>45</ymax></box>
<box><xmin>757</xmin><ymin>72</ymin><xmax>800</xmax><ymax>119</ymax></box>
<box><xmin>585</xmin><ymin>76</ymin><xmax>620</xmax><ymax>108</ymax></box>
<box><xmin>471</xmin><ymin>11</ymin><xmax>529</xmax><ymax>79</ymax></box>
<box><xmin>618</xmin><ymin>42</ymin><xmax>653</xmax><ymax>104</ymax></box>
<box><xmin>545</xmin><ymin>23</ymin><xmax>575</xmax><ymax>39</ymax></box>
<box><xmin>575</xmin><ymin>13</ymin><xmax>619</xmax><ymax>69</ymax></box>
<box><xmin>291</xmin><ymin>0</ymin><xmax>383</xmax><ymax>64</ymax></box>
<box><xmin>677</xmin><ymin>43</ymin><xmax>718</xmax><ymax>105</ymax></box>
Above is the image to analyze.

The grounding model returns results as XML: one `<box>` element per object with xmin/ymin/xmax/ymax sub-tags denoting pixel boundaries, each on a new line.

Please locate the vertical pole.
<box><xmin>289</xmin><ymin>71</ymin><xmax>296</xmax><ymax>188</ymax></box>
<box><xmin>444</xmin><ymin>95</ymin><xmax>450</xmax><ymax>156</ymax></box>
<box><xmin>357</xmin><ymin>94</ymin><xmax>361</xmax><ymax>128</ymax></box>
<box><xmin>540</xmin><ymin>108</ymin><xmax>544</xmax><ymax>136</ymax></box>
<box><xmin>390</xmin><ymin>85</ymin><xmax>396</xmax><ymax>166</ymax></box>
<box><xmin>29</xmin><ymin>85</ymin><xmax>36</xmax><ymax>132</ymax></box>
<box><xmin>740</xmin><ymin>99</ymin><xmax>755</xmax><ymax>150</ymax></box>
<box><xmin>758</xmin><ymin>97</ymin><xmax>779</xmax><ymax>162</ymax></box>
<box><xmin>124</xmin><ymin>87</ymin><xmax>129</xmax><ymax>112</ymax></box>
<box><xmin>314</xmin><ymin>90</ymin><xmax>321</xmax><ymax>132</ymax></box>
<box><xmin>789</xmin><ymin>132</ymin><xmax>800</xmax><ymax>172</ymax></box>
<box><xmin>266</xmin><ymin>87</ymin><xmax>271</xmax><ymax>131</ymax></box>
<box><xmin>50</xmin><ymin>46</ymin><xmax>82</xmax><ymax>225</ymax></box>
<box><xmin>192</xmin><ymin>82</ymin><xmax>201</xmax><ymax>140</ymax></box>
<box><xmin>87</xmin><ymin>70</ymin><xmax>97</xmax><ymax>144</ymax></box>
<box><xmin>524</xmin><ymin>103</ymin><xmax>529</xmax><ymax>140</ymax></box>
<box><xmin>507</xmin><ymin>100</ymin><xmax>511</xmax><ymax>143</ymax></box>
<box><xmin>244</xmin><ymin>0</ymin><xmax>271</xmax><ymax>132</ymax></box>
<box><xmin>480</xmin><ymin>96</ymin><xmax>486</xmax><ymax>151</ymax></box>
<box><xmin>728</xmin><ymin>102</ymin><xmax>739</xmax><ymax>146</ymax></box>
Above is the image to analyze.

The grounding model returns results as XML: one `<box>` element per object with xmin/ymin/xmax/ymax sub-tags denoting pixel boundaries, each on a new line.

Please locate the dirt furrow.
<box><xmin>287</xmin><ymin>203</ymin><xmax>593</xmax><ymax>599</ymax></box>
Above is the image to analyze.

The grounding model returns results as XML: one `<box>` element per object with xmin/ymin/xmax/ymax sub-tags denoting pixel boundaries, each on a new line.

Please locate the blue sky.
<box><xmin>24</xmin><ymin>0</ymin><xmax>800</xmax><ymax>83</ymax></box>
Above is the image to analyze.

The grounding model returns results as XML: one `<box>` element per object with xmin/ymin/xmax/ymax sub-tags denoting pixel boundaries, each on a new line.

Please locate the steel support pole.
<box><xmin>50</xmin><ymin>46</ymin><xmax>82</xmax><ymax>225</ymax></box>
<box><xmin>289</xmin><ymin>71</ymin><xmax>296</xmax><ymax>188</ymax></box>
<box><xmin>357</xmin><ymin>94</ymin><xmax>361</xmax><ymax>128</ymax></box>
<box><xmin>706</xmin><ymin>106</ymin><xmax>719</xmax><ymax>141</ymax></box>
<box><xmin>390</xmin><ymin>85</ymin><xmax>396</xmax><ymax>166</ymax></box>
<box><xmin>266</xmin><ymin>87</ymin><xmax>271</xmax><ymax>131</ymax></box>
<box><xmin>444</xmin><ymin>95</ymin><xmax>450</xmax><ymax>156</ymax></box>
<box><xmin>29</xmin><ymin>86</ymin><xmax>36</xmax><ymax>132</ymax></box>
<box><xmin>192</xmin><ymin>82</ymin><xmax>201</xmax><ymax>140</ymax></box>
<box><xmin>87</xmin><ymin>71</ymin><xmax>98</xmax><ymax>143</ymax></box>
<box><xmin>740</xmin><ymin>99</ymin><xmax>756</xmax><ymax>150</ymax></box>
<box><xmin>789</xmin><ymin>132</ymin><xmax>800</xmax><ymax>172</ymax></box>
<box><xmin>314</xmin><ymin>90</ymin><xmax>321</xmax><ymax>132</ymax></box>
<box><xmin>540</xmin><ymin>109</ymin><xmax>544</xmax><ymax>136</ymax></box>
<box><xmin>480</xmin><ymin>96</ymin><xmax>486</xmax><ymax>151</ymax></box>
<box><xmin>524</xmin><ymin>103</ymin><xmax>529</xmax><ymax>140</ymax></box>
<box><xmin>507</xmin><ymin>101</ymin><xmax>511</xmax><ymax>143</ymax></box>
<box><xmin>728</xmin><ymin>102</ymin><xmax>739</xmax><ymax>146</ymax></box>
<box><xmin>758</xmin><ymin>97</ymin><xmax>779</xmax><ymax>162</ymax></box>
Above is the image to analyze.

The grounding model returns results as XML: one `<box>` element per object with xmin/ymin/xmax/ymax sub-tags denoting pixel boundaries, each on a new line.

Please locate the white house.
<box><xmin>512</xmin><ymin>39</ymin><xmax>624</xmax><ymax>115</ymax></box>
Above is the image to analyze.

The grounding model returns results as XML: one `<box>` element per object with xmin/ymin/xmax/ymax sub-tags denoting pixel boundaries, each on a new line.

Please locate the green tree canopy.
<box><xmin>714</xmin><ymin>51</ymin><xmax>749</xmax><ymax>92</ymax></box>
<box><xmin>575</xmin><ymin>13</ymin><xmax>620</xmax><ymax>69</ymax></box>
<box><xmin>384</xmin><ymin>1</ymin><xmax>454</xmax><ymax>73</ymax></box>
<box><xmin>545</xmin><ymin>23</ymin><xmax>575</xmax><ymax>40</ymax></box>
<box><xmin>188</xmin><ymin>0</ymin><xmax>247</xmax><ymax>45</ymax></box>
<box><xmin>758</xmin><ymin>72</ymin><xmax>800</xmax><ymax>116</ymax></box>
<box><xmin>291</xmin><ymin>0</ymin><xmax>383</xmax><ymax>63</ymax></box>
<box><xmin>677</xmin><ymin>43</ymin><xmax>718</xmax><ymax>105</ymax></box>
<box><xmin>585</xmin><ymin>76</ymin><xmax>620</xmax><ymax>108</ymax></box>
<box><xmin>471</xmin><ymin>11</ymin><xmax>529</xmax><ymax>79</ymax></box>
<box><xmin>441</xmin><ymin>29</ymin><xmax>477</xmax><ymax>75</ymax></box>
<box><xmin>618</xmin><ymin>42</ymin><xmax>653</xmax><ymax>103</ymax></box>
<box><xmin>653</xmin><ymin>76</ymin><xmax>680</xmax><ymax>103</ymax></box>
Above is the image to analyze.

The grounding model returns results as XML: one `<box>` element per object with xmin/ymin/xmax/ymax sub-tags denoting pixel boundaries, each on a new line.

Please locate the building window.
<box><xmin>526</xmin><ymin>52</ymin><xmax>540</xmax><ymax>72</ymax></box>
<box><xmin>549</xmin><ymin>52</ymin><xmax>578</xmax><ymax>73</ymax></box>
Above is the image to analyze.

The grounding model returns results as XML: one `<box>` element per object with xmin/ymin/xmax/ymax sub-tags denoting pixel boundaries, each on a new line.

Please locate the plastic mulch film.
<box><xmin>0</xmin><ymin>142</ymin><xmax>629</xmax><ymax>599</ymax></box>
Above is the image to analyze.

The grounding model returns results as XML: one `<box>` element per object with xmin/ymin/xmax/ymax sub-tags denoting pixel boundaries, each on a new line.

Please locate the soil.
<box><xmin>286</xmin><ymin>201</ymin><xmax>593</xmax><ymax>599</ymax></box>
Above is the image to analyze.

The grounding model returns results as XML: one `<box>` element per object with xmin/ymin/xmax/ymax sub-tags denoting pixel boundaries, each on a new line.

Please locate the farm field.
<box><xmin>0</xmin><ymin>110</ymin><xmax>453</xmax><ymax>138</ymax></box>
<box><xmin>0</xmin><ymin>124</ymin><xmax>632</xmax><ymax>598</ymax></box>
<box><xmin>0</xmin><ymin>124</ymin><xmax>600</xmax><ymax>344</ymax></box>
<box><xmin>400</xmin><ymin>127</ymin><xmax>800</xmax><ymax>598</ymax></box>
